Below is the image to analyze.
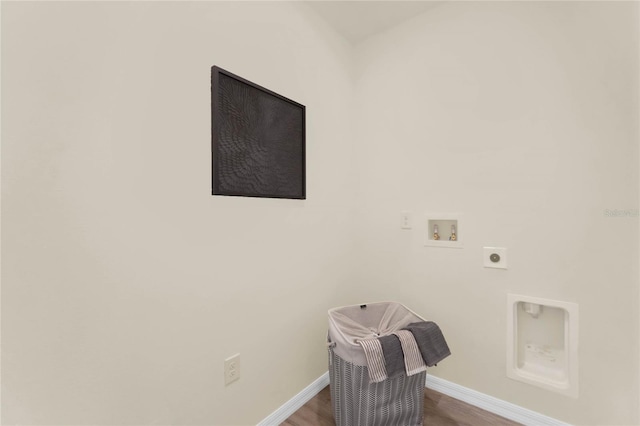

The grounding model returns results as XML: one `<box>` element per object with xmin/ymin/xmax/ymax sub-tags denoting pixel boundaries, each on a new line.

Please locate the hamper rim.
<box><xmin>328</xmin><ymin>301</ymin><xmax>424</xmax><ymax>348</ymax></box>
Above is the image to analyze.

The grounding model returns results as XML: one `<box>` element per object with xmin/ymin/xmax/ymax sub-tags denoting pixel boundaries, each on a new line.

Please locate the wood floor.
<box><xmin>281</xmin><ymin>386</ymin><xmax>521</xmax><ymax>426</ymax></box>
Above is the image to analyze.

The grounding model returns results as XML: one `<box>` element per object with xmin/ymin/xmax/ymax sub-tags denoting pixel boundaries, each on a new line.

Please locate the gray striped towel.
<box><xmin>392</xmin><ymin>330</ymin><xmax>427</xmax><ymax>376</ymax></box>
<box><xmin>404</xmin><ymin>321</ymin><xmax>451</xmax><ymax>367</ymax></box>
<box><xmin>379</xmin><ymin>334</ymin><xmax>405</xmax><ymax>379</ymax></box>
<box><xmin>357</xmin><ymin>338</ymin><xmax>388</xmax><ymax>383</ymax></box>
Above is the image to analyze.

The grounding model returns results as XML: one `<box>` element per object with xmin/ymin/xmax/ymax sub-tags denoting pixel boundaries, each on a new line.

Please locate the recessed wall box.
<box><xmin>507</xmin><ymin>294</ymin><xmax>579</xmax><ymax>398</ymax></box>
<box><xmin>425</xmin><ymin>214</ymin><xmax>463</xmax><ymax>248</ymax></box>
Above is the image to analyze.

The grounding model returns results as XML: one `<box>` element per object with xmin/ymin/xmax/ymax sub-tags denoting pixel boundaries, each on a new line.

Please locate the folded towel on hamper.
<box><xmin>356</xmin><ymin>338</ymin><xmax>388</xmax><ymax>383</ymax></box>
<box><xmin>378</xmin><ymin>334</ymin><xmax>405</xmax><ymax>379</ymax></box>
<box><xmin>392</xmin><ymin>330</ymin><xmax>427</xmax><ymax>376</ymax></box>
<box><xmin>404</xmin><ymin>321</ymin><xmax>451</xmax><ymax>367</ymax></box>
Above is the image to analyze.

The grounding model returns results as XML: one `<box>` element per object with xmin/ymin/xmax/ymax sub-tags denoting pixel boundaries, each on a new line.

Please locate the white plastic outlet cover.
<box><xmin>224</xmin><ymin>354</ymin><xmax>241</xmax><ymax>386</ymax></box>
<box><xmin>483</xmin><ymin>247</ymin><xmax>507</xmax><ymax>269</ymax></box>
<box><xmin>401</xmin><ymin>211</ymin><xmax>412</xmax><ymax>229</ymax></box>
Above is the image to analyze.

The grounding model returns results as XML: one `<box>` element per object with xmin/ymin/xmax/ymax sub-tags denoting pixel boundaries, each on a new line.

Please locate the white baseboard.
<box><xmin>256</xmin><ymin>371</ymin><xmax>568</xmax><ymax>426</ymax></box>
<box><xmin>257</xmin><ymin>372</ymin><xmax>330</xmax><ymax>426</ymax></box>
<box><xmin>426</xmin><ymin>375</ymin><xmax>570</xmax><ymax>426</ymax></box>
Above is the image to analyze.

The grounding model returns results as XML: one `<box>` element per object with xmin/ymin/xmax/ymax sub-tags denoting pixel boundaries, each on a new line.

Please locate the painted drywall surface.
<box><xmin>1</xmin><ymin>2</ymin><xmax>357</xmax><ymax>425</ymax></box>
<box><xmin>3</xmin><ymin>1</ymin><xmax>639</xmax><ymax>425</ymax></box>
<box><xmin>353</xmin><ymin>2</ymin><xmax>639</xmax><ymax>425</ymax></box>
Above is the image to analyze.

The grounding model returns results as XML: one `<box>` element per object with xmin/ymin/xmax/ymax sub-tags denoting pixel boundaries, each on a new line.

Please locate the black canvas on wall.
<box><xmin>211</xmin><ymin>66</ymin><xmax>306</xmax><ymax>199</ymax></box>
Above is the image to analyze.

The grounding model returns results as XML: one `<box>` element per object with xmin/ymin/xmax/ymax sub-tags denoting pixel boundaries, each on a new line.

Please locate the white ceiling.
<box><xmin>305</xmin><ymin>1</ymin><xmax>444</xmax><ymax>43</ymax></box>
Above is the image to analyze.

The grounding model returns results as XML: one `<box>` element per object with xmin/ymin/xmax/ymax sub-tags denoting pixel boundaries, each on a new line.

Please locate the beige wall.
<box><xmin>2</xmin><ymin>1</ymin><xmax>640</xmax><ymax>426</ymax></box>
<box><xmin>1</xmin><ymin>2</ymin><xmax>358</xmax><ymax>425</ymax></box>
<box><xmin>353</xmin><ymin>2</ymin><xmax>640</xmax><ymax>425</ymax></box>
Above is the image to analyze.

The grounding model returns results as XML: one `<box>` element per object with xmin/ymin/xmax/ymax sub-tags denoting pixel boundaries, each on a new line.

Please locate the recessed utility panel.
<box><xmin>507</xmin><ymin>294</ymin><xmax>579</xmax><ymax>398</ymax></box>
<box><xmin>425</xmin><ymin>214</ymin><xmax>463</xmax><ymax>248</ymax></box>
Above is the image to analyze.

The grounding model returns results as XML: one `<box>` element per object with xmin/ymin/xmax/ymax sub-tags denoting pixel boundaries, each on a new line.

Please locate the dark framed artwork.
<box><xmin>211</xmin><ymin>66</ymin><xmax>306</xmax><ymax>199</ymax></box>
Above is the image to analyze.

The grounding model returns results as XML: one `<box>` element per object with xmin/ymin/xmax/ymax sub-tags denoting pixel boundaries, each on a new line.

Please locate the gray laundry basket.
<box><xmin>327</xmin><ymin>302</ymin><xmax>427</xmax><ymax>426</ymax></box>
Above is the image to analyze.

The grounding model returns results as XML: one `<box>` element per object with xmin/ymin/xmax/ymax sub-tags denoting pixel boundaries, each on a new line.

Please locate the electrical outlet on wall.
<box><xmin>401</xmin><ymin>211</ymin><xmax>412</xmax><ymax>229</ymax></box>
<box><xmin>224</xmin><ymin>354</ymin><xmax>241</xmax><ymax>385</ymax></box>
<box><xmin>483</xmin><ymin>247</ymin><xmax>508</xmax><ymax>269</ymax></box>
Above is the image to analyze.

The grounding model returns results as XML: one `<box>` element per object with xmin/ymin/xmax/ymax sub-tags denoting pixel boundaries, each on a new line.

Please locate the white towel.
<box><xmin>357</xmin><ymin>338</ymin><xmax>388</xmax><ymax>383</ymax></box>
<box><xmin>393</xmin><ymin>330</ymin><xmax>427</xmax><ymax>376</ymax></box>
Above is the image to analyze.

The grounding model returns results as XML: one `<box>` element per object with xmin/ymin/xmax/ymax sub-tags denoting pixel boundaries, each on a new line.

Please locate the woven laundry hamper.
<box><xmin>328</xmin><ymin>302</ymin><xmax>426</xmax><ymax>426</ymax></box>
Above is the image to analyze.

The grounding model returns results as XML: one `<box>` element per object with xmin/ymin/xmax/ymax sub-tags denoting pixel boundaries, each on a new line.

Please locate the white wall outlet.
<box><xmin>224</xmin><ymin>354</ymin><xmax>241</xmax><ymax>385</ymax></box>
<box><xmin>483</xmin><ymin>247</ymin><xmax>508</xmax><ymax>269</ymax></box>
<box><xmin>401</xmin><ymin>211</ymin><xmax>412</xmax><ymax>229</ymax></box>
